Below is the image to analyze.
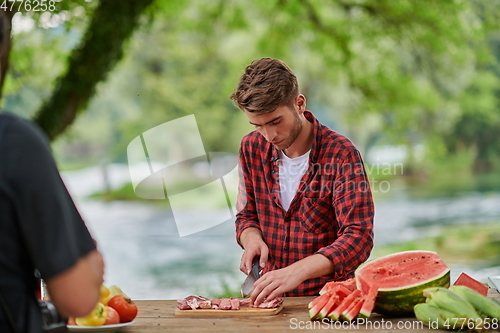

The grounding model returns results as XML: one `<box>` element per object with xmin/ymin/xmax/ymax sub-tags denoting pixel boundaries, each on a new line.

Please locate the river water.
<box><xmin>61</xmin><ymin>165</ymin><xmax>500</xmax><ymax>300</ymax></box>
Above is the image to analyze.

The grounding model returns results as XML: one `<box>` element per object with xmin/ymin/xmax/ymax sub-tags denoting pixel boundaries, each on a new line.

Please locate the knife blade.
<box><xmin>241</xmin><ymin>257</ymin><xmax>261</xmax><ymax>298</ymax></box>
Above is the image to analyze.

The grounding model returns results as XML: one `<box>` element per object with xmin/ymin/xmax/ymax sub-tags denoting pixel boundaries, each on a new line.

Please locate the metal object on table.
<box><xmin>488</xmin><ymin>276</ymin><xmax>500</xmax><ymax>293</ymax></box>
<box><xmin>241</xmin><ymin>257</ymin><xmax>261</xmax><ymax>298</ymax></box>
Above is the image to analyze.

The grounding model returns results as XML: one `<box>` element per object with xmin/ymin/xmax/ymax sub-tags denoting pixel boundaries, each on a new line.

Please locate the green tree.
<box><xmin>2</xmin><ymin>0</ymin><xmax>155</xmax><ymax>140</ymax></box>
<box><xmin>3</xmin><ymin>0</ymin><xmax>500</xmax><ymax>174</ymax></box>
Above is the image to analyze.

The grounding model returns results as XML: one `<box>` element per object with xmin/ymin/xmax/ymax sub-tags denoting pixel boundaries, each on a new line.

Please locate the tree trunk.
<box><xmin>0</xmin><ymin>9</ymin><xmax>14</xmax><ymax>97</ymax></box>
<box><xmin>33</xmin><ymin>0</ymin><xmax>154</xmax><ymax>141</ymax></box>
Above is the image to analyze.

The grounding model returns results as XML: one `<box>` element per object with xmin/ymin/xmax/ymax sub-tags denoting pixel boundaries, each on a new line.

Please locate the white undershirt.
<box><xmin>279</xmin><ymin>149</ymin><xmax>311</xmax><ymax>211</ymax></box>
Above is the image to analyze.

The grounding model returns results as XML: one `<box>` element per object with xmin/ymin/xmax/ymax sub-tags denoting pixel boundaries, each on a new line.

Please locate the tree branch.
<box><xmin>33</xmin><ymin>0</ymin><xmax>154</xmax><ymax>141</ymax></box>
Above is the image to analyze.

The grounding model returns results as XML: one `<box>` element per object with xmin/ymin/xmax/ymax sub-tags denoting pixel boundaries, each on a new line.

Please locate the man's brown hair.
<box><xmin>230</xmin><ymin>58</ymin><xmax>299</xmax><ymax>115</ymax></box>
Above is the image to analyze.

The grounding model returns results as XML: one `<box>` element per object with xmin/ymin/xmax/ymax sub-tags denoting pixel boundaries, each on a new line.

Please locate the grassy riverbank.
<box><xmin>372</xmin><ymin>221</ymin><xmax>500</xmax><ymax>268</ymax></box>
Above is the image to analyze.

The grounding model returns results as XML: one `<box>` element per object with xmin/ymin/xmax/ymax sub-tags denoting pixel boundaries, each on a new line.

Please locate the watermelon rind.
<box><xmin>374</xmin><ymin>271</ymin><xmax>450</xmax><ymax>316</ymax></box>
<box><xmin>318</xmin><ymin>294</ymin><xmax>339</xmax><ymax>319</ymax></box>
<box><xmin>355</xmin><ymin>250</ymin><xmax>450</xmax><ymax>316</ymax></box>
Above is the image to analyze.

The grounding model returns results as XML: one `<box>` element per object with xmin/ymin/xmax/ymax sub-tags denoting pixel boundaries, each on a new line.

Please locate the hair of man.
<box><xmin>230</xmin><ymin>58</ymin><xmax>299</xmax><ymax>115</ymax></box>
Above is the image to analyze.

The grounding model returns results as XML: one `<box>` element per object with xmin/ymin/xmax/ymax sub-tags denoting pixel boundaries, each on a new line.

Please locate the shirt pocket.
<box><xmin>299</xmin><ymin>195</ymin><xmax>334</xmax><ymax>233</ymax></box>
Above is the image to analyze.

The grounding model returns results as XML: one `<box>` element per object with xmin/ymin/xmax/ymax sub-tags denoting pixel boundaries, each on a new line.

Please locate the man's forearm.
<box><xmin>289</xmin><ymin>254</ymin><xmax>335</xmax><ymax>282</ymax></box>
<box><xmin>239</xmin><ymin>227</ymin><xmax>263</xmax><ymax>249</ymax></box>
<box><xmin>47</xmin><ymin>249</ymin><xmax>104</xmax><ymax>318</ymax></box>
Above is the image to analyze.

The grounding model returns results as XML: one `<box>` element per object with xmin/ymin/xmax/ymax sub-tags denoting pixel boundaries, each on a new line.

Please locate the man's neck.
<box><xmin>283</xmin><ymin>116</ymin><xmax>313</xmax><ymax>158</ymax></box>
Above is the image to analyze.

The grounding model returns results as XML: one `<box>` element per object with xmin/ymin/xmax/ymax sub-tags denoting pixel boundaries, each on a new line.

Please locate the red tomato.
<box><xmin>104</xmin><ymin>306</ymin><xmax>120</xmax><ymax>325</ymax></box>
<box><xmin>108</xmin><ymin>295</ymin><xmax>138</xmax><ymax>323</ymax></box>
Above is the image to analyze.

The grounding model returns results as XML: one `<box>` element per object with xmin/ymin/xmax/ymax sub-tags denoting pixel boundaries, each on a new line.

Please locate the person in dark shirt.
<box><xmin>0</xmin><ymin>113</ymin><xmax>105</xmax><ymax>332</ymax></box>
<box><xmin>231</xmin><ymin>58</ymin><xmax>374</xmax><ymax>305</ymax></box>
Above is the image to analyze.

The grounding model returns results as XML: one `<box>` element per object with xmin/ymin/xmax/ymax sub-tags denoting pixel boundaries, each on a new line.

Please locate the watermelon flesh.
<box><xmin>358</xmin><ymin>285</ymin><xmax>378</xmax><ymax>319</ymax></box>
<box><xmin>309</xmin><ymin>250</ymin><xmax>450</xmax><ymax>321</ymax></box>
<box><xmin>308</xmin><ymin>292</ymin><xmax>331</xmax><ymax>319</ymax></box>
<box><xmin>341</xmin><ymin>297</ymin><xmax>364</xmax><ymax>321</ymax></box>
<box><xmin>453</xmin><ymin>272</ymin><xmax>488</xmax><ymax>296</ymax></box>
<box><xmin>355</xmin><ymin>250</ymin><xmax>450</xmax><ymax>316</ymax></box>
<box><xmin>320</xmin><ymin>278</ymin><xmax>357</xmax><ymax>295</ymax></box>
<box><xmin>328</xmin><ymin>289</ymin><xmax>361</xmax><ymax>321</ymax></box>
<box><xmin>318</xmin><ymin>294</ymin><xmax>339</xmax><ymax>319</ymax></box>
<box><xmin>308</xmin><ymin>291</ymin><xmax>329</xmax><ymax>309</ymax></box>
<box><xmin>309</xmin><ymin>285</ymin><xmax>377</xmax><ymax>321</ymax></box>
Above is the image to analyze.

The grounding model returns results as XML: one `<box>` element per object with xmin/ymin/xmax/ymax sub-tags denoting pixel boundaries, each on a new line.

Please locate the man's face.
<box><xmin>245</xmin><ymin>100</ymin><xmax>303</xmax><ymax>151</ymax></box>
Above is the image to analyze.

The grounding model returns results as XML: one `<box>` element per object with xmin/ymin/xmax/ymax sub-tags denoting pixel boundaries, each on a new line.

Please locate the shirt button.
<box><xmin>283</xmin><ymin>247</ymin><xmax>288</xmax><ymax>252</ymax></box>
<box><xmin>284</xmin><ymin>216</ymin><xmax>290</xmax><ymax>222</ymax></box>
<box><xmin>271</xmin><ymin>170</ymin><xmax>276</xmax><ymax>173</ymax></box>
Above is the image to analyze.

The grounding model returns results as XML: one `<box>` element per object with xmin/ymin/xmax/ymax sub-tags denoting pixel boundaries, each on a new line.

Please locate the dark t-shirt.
<box><xmin>0</xmin><ymin>113</ymin><xmax>97</xmax><ymax>332</ymax></box>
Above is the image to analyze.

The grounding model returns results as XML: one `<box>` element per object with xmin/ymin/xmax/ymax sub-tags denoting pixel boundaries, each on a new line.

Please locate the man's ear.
<box><xmin>296</xmin><ymin>94</ymin><xmax>306</xmax><ymax>113</ymax></box>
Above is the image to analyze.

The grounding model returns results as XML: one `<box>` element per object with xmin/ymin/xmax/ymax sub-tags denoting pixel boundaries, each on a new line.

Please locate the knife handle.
<box><xmin>251</xmin><ymin>257</ymin><xmax>261</xmax><ymax>278</ymax></box>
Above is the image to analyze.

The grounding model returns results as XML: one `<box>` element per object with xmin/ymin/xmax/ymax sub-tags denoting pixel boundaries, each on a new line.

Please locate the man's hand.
<box><xmin>250</xmin><ymin>254</ymin><xmax>335</xmax><ymax>306</ymax></box>
<box><xmin>239</xmin><ymin>227</ymin><xmax>268</xmax><ymax>274</ymax></box>
<box><xmin>250</xmin><ymin>265</ymin><xmax>302</xmax><ymax>305</ymax></box>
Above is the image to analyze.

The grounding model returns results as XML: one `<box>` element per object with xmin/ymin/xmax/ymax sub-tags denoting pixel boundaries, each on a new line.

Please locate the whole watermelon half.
<box><xmin>355</xmin><ymin>250</ymin><xmax>450</xmax><ymax>316</ymax></box>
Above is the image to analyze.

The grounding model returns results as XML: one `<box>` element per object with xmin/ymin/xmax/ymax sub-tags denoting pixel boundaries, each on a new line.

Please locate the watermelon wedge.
<box><xmin>453</xmin><ymin>272</ymin><xmax>488</xmax><ymax>296</ymax></box>
<box><xmin>308</xmin><ymin>291</ymin><xmax>330</xmax><ymax>309</ymax></box>
<box><xmin>308</xmin><ymin>292</ymin><xmax>331</xmax><ymax>319</ymax></box>
<box><xmin>318</xmin><ymin>294</ymin><xmax>339</xmax><ymax>319</ymax></box>
<box><xmin>358</xmin><ymin>285</ymin><xmax>378</xmax><ymax>319</ymax></box>
<box><xmin>355</xmin><ymin>250</ymin><xmax>450</xmax><ymax>316</ymax></box>
<box><xmin>341</xmin><ymin>297</ymin><xmax>364</xmax><ymax>321</ymax></box>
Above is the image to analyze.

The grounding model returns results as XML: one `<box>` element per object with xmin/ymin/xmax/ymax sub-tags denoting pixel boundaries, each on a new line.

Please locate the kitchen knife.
<box><xmin>241</xmin><ymin>257</ymin><xmax>261</xmax><ymax>298</ymax></box>
<box><xmin>488</xmin><ymin>276</ymin><xmax>500</xmax><ymax>293</ymax></box>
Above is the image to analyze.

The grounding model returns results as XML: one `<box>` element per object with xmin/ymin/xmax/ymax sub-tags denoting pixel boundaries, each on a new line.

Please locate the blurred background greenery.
<box><xmin>2</xmin><ymin>0</ymin><xmax>500</xmax><ymax>298</ymax></box>
<box><xmin>5</xmin><ymin>0</ymin><xmax>500</xmax><ymax>183</ymax></box>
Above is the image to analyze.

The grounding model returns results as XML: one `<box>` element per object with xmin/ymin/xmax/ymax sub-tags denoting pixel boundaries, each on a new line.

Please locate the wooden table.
<box><xmin>122</xmin><ymin>290</ymin><xmax>500</xmax><ymax>332</ymax></box>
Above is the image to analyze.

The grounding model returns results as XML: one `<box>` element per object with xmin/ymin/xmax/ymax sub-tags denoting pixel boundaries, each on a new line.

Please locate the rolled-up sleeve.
<box><xmin>315</xmin><ymin>149</ymin><xmax>374</xmax><ymax>280</ymax></box>
<box><xmin>235</xmin><ymin>144</ymin><xmax>261</xmax><ymax>247</ymax></box>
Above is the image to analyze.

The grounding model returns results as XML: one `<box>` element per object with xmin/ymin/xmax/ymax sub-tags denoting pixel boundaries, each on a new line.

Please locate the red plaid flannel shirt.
<box><xmin>236</xmin><ymin>111</ymin><xmax>374</xmax><ymax>296</ymax></box>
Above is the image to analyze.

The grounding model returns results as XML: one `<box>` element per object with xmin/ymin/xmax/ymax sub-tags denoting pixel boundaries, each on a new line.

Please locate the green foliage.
<box><xmin>203</xmin><ymin>279</ymin><xmax>241</xmax><ymax>299</ymax></box>
<box><xmin>372</xmin><ymin>221</ymin><xmax>500</xmax><ymax>267</ymax></box>
<box><xmin>32</xmin><ymin>0</ymin><xmax>155</xmax><ymax>140</ymax></box>
<box><xmin>4</xmin><ymin>0</ymin><xmax>500</xmax><ymax>175</ymax></box>
<box><xmin>89</xmin><ymin>182</ymin><xmax>150</xmax><ymax>203</ymax></box>
<box><xmin>444</xmin><ymin>69</ymin><xmax>500</xmax><ymax>172</ymax></box>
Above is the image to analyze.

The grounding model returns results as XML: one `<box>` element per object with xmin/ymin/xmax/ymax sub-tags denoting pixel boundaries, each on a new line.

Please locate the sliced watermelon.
<box><xmin>341</xmin><ymin>297</ymin><xmax>364</xmax><ymax>321</ymax></box>
<box><xmin>308</xmin><ymin>292</ymin><xmax>331</xmax><ymax>319</ymax></box>
<box><xmin>335</xmin><ymin>285</ymin><xmax>352</xmax><ymax>299</ymax></box>
<box><xmin>355</xmin><ymin>250</ymin><xmax>450</xmax><ymax>316</ymax></box>
<box><xmin>320</xmin><ymin>278</ymin><xmax>357</xmax><ymax>295</ymax></box>
<box><xmin>355</xmin><ymin>270</ymin><xmax>372</xmax><ymax>295</ymax></box>
<box><xmin>453</xmin><ymin>272</ymin><xmax>488</xmax><ymax>296</ymax></box>
<box><xmin>358</xmin><ymin>285</ymin><xmax>379</xmax><ymax>319</ymax></box>
<box><xmin>328</xmin><ymin>289</ymin><xmax>361</xmax><ymax>321</ymax></box>
<box><xmin>308</xmin><ymin>291</ymin><xmax>330</xmax><ymax>309</ymax></box>
<box><xmin>318</xmin><ymin>294</ymin><xmax>339</xmax><ymax>319</ymax></box>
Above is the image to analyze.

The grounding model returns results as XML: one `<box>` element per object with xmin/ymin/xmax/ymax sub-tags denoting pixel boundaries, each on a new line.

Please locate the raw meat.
<box><xmin>176</xmin><ymin>295</ymin><xmax>283</xmax><ymax>310</ymax></box>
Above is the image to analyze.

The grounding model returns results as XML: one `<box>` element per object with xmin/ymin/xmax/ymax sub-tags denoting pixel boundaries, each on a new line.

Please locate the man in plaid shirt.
<box><xmin>230</xmin><ymin>58</ymin><xmax>375</xmax><ymax>305</ymax></box>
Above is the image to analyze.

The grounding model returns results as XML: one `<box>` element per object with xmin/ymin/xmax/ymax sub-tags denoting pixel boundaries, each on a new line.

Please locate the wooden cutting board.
<box><xmin>175</xmin><ymin>304</ymin><xmax>284</xmax><ymax>317</ymax></box>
